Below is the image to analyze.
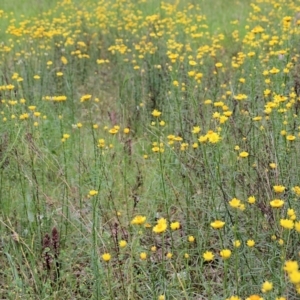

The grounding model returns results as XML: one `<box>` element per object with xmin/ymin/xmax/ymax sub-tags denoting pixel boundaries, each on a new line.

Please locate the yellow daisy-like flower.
<box><xmin>198</xmin><ymin>135</ymin><xmax>208</xmax><ymax>143</ymax></box>
<box><xmin>119</xmin><ymin>240</ymin><xmax>127</xmax><ymax>248</ymax></box>
<box><xmin>188</xmin><ymin>235</ymin><xmax>195</xmax><ymax>242</ymax></box>
<box><xmin>109</xmin><ymin>128</ymin><xmax>118</xmax><ymax>134</ymax></box>
<box><xmin>289</xmin><ymin>271</ymin><xmax>300</xmax><ymax>284</ymax></box>
<box><xmin>80</xmin><ymin>94</ymin><xmax>92</xmax><ymax>102</ymax></box>
<box><xmin>280</xmin><ymin>219</ymin><xmax>294</xmax><ymax>229</ymax></box>
<box><xmin>131</xmin><ymin>215</ymin><xmax>146</xmax><ymax>225</ymax></box>
<box><xmin>293</xmin><ymin>186</ymin><xmax>300</xmax><ymax>196</ymax></box>
<box><xmin>269</xmin><ymin>67</ymin><xmax>279</xmax><ymax>74</ymax></box>
<box><xmin>61</xmin><ymin>56</ymin><xmax>68</xmax><ymax>65</ymax></box>
<box><xmin>153</xmin><ymin>218</ymin><xmax>168</xmax><ymax>234</ymax></box>
<box><xmin>170</xmin><ymin>221</ymin><xmax>180</xmax><ymax>230</ymax></box>
<box><xmin>233</xmin><ymin>240</ymin><xmax>241</xmax><ymax>248</ymax></box>
<box><xmin>89</xmin><ymin>190</ymin><xmax>98</xmax><ymax>196</ymax></box>
<box><xmin>102</xmin><ymin>253</ymin><xmax>111</xmax><ymax>262</ymax></box>
<box><xmin>295</xmin><ymin>221</ymin><xmax>300</xmax><ymax>232</ymax></box>
<box><xmin>234</xmin><ymin>94</ymin><xmax>247</xmax><ymax>101</ymax></box>
<box><xmin>248</xmin><ymin>196</ymin><xmax>256</xmax><ymax>204</ymax></box>
<box><xmin>270</xmin><ymin>199</ymin><xmax>284</xmax><ymax>208</ymax></box>
<box><xmin>220</xmin><ymin>249</ymin><xmax>231</xmax><ymax>259</ymax></box>
<box><xmin>140</xmin><ymin>252</ymin><xmax>147</xmax><ymax>260</ymax></box>
<box><xmin>287</xmin><ymin>135</ymin><xmax>296</xmax><ymax>141</ymax></box>
<box><xmin>261</xmin><ymin>281</ymin><xmax>273</xmax><ymax>293</ymax></box>
<box><xmin>152</xmin><ymin>109</ymin><xmax>162</xmax><ymax>117</ymax></box>
<box><xmin>151</xmin><ymin>246</ymin><xmax>157</xmax><ymax>252</ymax></box>
<box><xmin>210</xmin><ymin>220</ymin><xmax>225</xmax><ymax>229</ymax></box>
<box><xmin>202</xmin><ymin>251</ymin><xmax>214</xmax><ymax>261</ymax></box>
<box><xmin>284</xmin><ymin>260</ymin><xmax>299</xmax><ymax>273</ymax></box>
<box><xmin>273</xmin><ymin>185</ymin><xmax>285</xmax><ymax>193</ymax></box>
<box><xmin>229</xmin><ymin>198</ymin><xmax>241</xmax><ymax>208</ymax></box>
<box><xmin>246</xmin><ymin>295</ymin><xmax>263</xmax><ymax>300</ymax></box>
<box><xmin>207</xmin><ymin>131</ymin><xmax>221</xmax><ymax>143</ymax></box>
<box><xmin>247</xmin><ymin>240</ymin><xmax>255</xmax><ymax>247</ymax></box>
<box><xmin>192</xmin><ymin>126</ymin><xmax>201</xmax><ymax>134</ymax></box>
<box><xmin>239</xmin><ymin>151</ymin><xmax>249</xmax><ymax>158</ymax></box>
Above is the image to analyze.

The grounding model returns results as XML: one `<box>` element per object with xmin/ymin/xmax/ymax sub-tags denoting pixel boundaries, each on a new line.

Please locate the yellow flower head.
<box><xmin>188</xmin><ymin>235</ymin><xmax>195</xmax><ymax>242</ymax></box>
<box><xmin>153</xmin><ymin>218</ymin><xmax>168</xmax><ymax>234</ymax></box>
<box><xmin>89</xmin><ymin>190</ymin><xmax>98</xmax><ymax>196</ymax></box>
<box><xmin>131</xmin><ymin>215</ymin><xmax>146</xmax><ymax>225</ymax></box>
<box><xmin>246</xmin><ymin>295</ymin><xmax>263</xmax><ymax>300</ymax></box>
<box><xmin>192</xmin><ymin>126</ymin><xmax>201</xmax><ymax>134</ymax></box>
<box><xmin>295</xmin><ymin>221</ymin><xmax>300</xmax><ymax>232</ymax></box>
<box><xmin>61</xmin><ymin>56</ymin><xmax>68</xmax><ymax>65</ymax></box>
<box><xmin>207</xmin><ymin>131</ymin><xmax>221</xmax><ymax>143</ymax></box>
<box><xmin>286</xmin><ymin>135</ymin><xmax>296</xmax><ymax>141</ymax></box>
<box><xmin>280</xmin><ymin>219</ymin><xmax>294</xmax><ymax>229</ymax></box>
<box><xmin>151</xmin><ymin>246</ymin><xmax>157</xmax><ymax>252</ymax></box>
<box><xmin>102</xmin><ymin>253</ymin><xmax>111</xmax><ymax>262</ymax></box>
<box><xmin>152</xmin><ymin>109</ymin><xmax>162</xmax><ymax>117</ymax></box>
<box><xmin>261</xmin><ymin>281</ymin><xmax>273</xmax><ymax>293</ymax></box>
<box><xmin>109</xmin><ymin>127</ymin><xmax>119</xmax><ymax>134</ymax></box>
<box><xmin>203</xmin><ymin>251</ymin><xmax>214</xmax><ymax>261</ymax></box>
<box><xmin>170</xmin><ymin>221</ymin><xmax>180</xmax><ymax>230</ymax></box>
<box><xmin>270</xmin><ymin>199</ymin><xmax>284</xmax><ymax>208</ymax></box>
<box><xmin>80</xmin><ymin>94</ymin><xmax>92</xmax><ymax>102</ymax></box>
<box><xmin>220</xmin><ymin>249</ymin><xmax>231</xmax><ymax>259</ymax></box>
<box><xmin>239</xmin><ymin>151</ymin><xmax>249</xmax><ymax>158</ymax></box>
<box><xmin>247</xmin><ymin>239</ymin><xmax>255</xmax><ymax>247</ymax></box>
<box><xmin>293</xmin><ymin>186</ymin><xmax>300</xmax><ymax>196</ymax></box>
<box><xmin>229</xmin><ymin>198</ymin><xmax>241</xmax><ymax>208</ymax></box>
<box><xmin>248</xmin><ymin>196</ymin><xmax>256</xmax><ymax>204</ymax></box>
<box><xmin>210</xmin><ymin>220</ymin><xmax>225</xmax><ymax>229</ymax></box>
<box><xmin>233</xmin><ymin>240</ymin><xmax>241</xmax><ymax>248</ymax></box>
<box><xmin>283</xmin><ymin>260</ymin><xmax>299</xmax><ymax>273</ymax></box>
<box><xmin>234</xmin><ymin>94</ymin><xmax>247</xmax><ymax>101</ymax></box>
<box><xmin>289</xmin><ymin>271</ymin><xmax>300</xmax><ymax>284</ymax></box>
<box><xmin>273</xmin><ymin>185</ymin><xmax>285</xmax><ymax>193</ymax></box>
<box><xmin>119</xmin><ymin>240</ymin><xmax>127</xmax><ymax>248</ymax></box>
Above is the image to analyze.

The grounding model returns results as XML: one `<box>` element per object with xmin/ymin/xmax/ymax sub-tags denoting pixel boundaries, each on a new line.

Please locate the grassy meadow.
<box><xmin>1</xmin><ymin>0</ymin><xmax>300</xmax><ymax>299</ymax></box>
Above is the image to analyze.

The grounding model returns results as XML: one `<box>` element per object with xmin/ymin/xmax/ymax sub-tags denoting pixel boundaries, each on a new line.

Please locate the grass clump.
<box><xmin>1</xmin><ymin>0</ymin><xmax>300</xmax><ymax>299</ymax></box>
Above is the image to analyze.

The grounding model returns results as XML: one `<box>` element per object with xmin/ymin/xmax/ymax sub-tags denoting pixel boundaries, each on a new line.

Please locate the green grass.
<box><xmin>0</xmin><ymin>0</ymin><xmax>54</xmax><ymax>15</ymax></box>
<box><xmin>1</xmin><ymin>0</ymin><xmax>300</xmax><ymax>299</ymax></box>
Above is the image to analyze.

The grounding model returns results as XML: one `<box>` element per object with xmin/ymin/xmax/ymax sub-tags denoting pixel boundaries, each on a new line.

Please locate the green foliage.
<box><xmin>1</xmin><ymin>0</ymin><xmax>300</xmax><ymax>299</ymax></box>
